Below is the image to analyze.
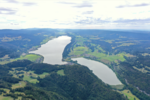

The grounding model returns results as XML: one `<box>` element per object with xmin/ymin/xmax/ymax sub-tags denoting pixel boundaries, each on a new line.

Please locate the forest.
<box><xmin>1</xmin><ymin>29</ymin><xmax>150</xmax><ymax>100</ymax></box>
<box><xmin>0</xmin><ymin>29</ymin><xmax>58</xmax><ymax>58</ymax></box>
<box><xmin>62</xmin><ymin>29</ymin><xmax>150</xmax><ymax>100</ymax></box>
<box><xmin>0</xmin><ymin>60</ymin><xmax>127</xmax><ymax>100</ymax></box>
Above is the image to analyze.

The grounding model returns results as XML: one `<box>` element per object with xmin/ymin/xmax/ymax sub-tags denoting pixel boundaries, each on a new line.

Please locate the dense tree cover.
<box><xmin>125</xmin><ymin>54</ymin><xmax>150</xmax><ymax>68</ymax></box>
<box><xmin>63</xmin><ymin>35</ymin><xmax>76</xmax><ymax>58</ymax></box>
<box><xmin>1</xmin><ymin>29</ymin><xmax>150</xmax><ymax>99</ymax></box>
<box><xmin>0</xmin><ymin>60</ymin><xmax>127</xmax><ymax>100</ymax></box>
<box><xmin>6</xmin><ymin>59</ymin><xmax>32</xmax><ymax>68</ymax></box>
<box><xmin>37</xmin><ymin>65</ymin><xmax>126</xmax><ymax>100</ymax></box>
<box><xmin>127</xmin><ymin>84</ymin><xmax>150</xmax><ymax>100</ymax></box>
<box><xmin>26</xmin><ymin>63</ymin><xmax>62</xmax><ymax>74</ymax></box>
<box><xmin>118</xmin><ymin>57</ymin><xmax>150</xmax><ymax>93</ymax></box>
<box><xmin>117</xmin><ymin>61</ymin><xmax>150</xmax><ymax>98</ymax></box>
<box><xmin>64</xmin><ymin>29</ymin><xmax>150</xmax><ymax>55</ymax></box>
<box><xmin>62</xmin><ymin>29</ymin><xmax>150</xmax><ymax>99</ymax></box>
<box><xmin>0</xmin><ymin>29</ymin><xmax>58</xmax><ymax>58</ymax></box>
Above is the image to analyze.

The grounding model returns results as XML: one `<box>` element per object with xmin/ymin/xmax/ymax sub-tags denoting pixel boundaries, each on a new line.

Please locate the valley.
<box><xmin>0</xmin><ymin>29</ymin><xmax>150</xmax><ymax>100</ymax></box>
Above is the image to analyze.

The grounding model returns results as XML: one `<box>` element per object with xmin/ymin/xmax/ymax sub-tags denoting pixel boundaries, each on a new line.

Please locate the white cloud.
<box><xmin>0</xmin><ymin>0</ymin><xmax>150</xmax><ymax>29</ymax></box>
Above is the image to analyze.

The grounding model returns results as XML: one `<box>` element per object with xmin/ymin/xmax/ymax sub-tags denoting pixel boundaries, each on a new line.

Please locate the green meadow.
<box><xmin>57</xmin><ymin>70</ymin><xmax>65</xmax><ymax>76</ymax></box>
<box><xmin>120</xmin><ymin>90</ymin><xmax>139</xmax><ymax>100</ymax></box>
<box><xmin>9</xmin><ymin>70</ymin><xmax>49</xmax><ymax>84</ymax></box>
<box><xmin>0</xmin><ymin>54</ymin><xmax>43</xmax><ymax>65</ymax></box>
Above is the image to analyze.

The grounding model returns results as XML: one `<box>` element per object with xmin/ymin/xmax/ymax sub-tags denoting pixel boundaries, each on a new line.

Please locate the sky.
<box><xmin>0</xmin><ymin>0</ymin><xmax>150</xmax><ymax>29</ymax></box>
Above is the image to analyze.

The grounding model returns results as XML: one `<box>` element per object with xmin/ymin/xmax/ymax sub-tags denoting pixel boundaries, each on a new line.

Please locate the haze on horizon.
<box><xmin>0</xmin><ymin>0</ymin><xmax>150</xmax><ymax>30</ymax></box>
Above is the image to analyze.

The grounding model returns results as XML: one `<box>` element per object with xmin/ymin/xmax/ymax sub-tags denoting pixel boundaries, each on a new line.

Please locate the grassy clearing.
<box><xmin>0</xmin><ymin>54</ymin><xmax>43</xmax><ymax>65</ymax></box>
<box><xmin>133</xmin><ymin>66</ymin><xmax>149</xmax><ymax>73</ymax></box>
<box><xmin>1</xmin><ymin>55</ymin><xmax>9</xmax><ymax>59</ymax></box>
<box><xmin>70</xmin><ymin>46</ymin><xmax>88</xmax><ymax>55</ymax></box>
<box><xmin>0</xmin><ymin>61</ymin><xmax>11</xmax><ymax>65</ymax></box>
<box><xmin>118</xmin><ymin>43</ymin><xmax>135</xmax><ymax>47</ymax></box>
<box><xmin>38</xmin><ymin>72</ymin><xmax>49</xmax><ymax>78</ymax></box>
<box><xmin>0</xmin><ymin>88</ymin><xmax>10</xmax><ymax>94</ymax></box>
<box><xmin>16</xmin><ymin>54</ymin><xmax>42</xmax><ymax>62</ymax></box>
<box><xmin>68</xmin><ymin>36</ymin><xmax>128</xmax><ymax>63</ymax></box>
<box><xmin>9</xmin><ymin>69</ymin><xmax>49</xmax><ymax>84</ymax></box>
<box><xmin>0</xmin><ymin>95</ymin><xmax>13</xmax><ymax>100</ymax></box>
<box><xmin>102</xmin><ymin>54</ymin><xmax>126</xmax><ymax>62</ymax></box>
<box><xmin>88</xmin><ymin>50</ymin><xmax>106</xmax><ymax>58</ymax></box>
<box><xmin>40</xmin><ymin>36</ymin><xmax>55</xmax><ymax>44</ymax></box>
<box><xmin>12</xmin><ymin>81</ymin><xmax>26</xmax><ymax>89</ymax></box>
<box><xmin>111</xmin><ymin>84</ymin><xmax>124</xmax><ymax>90</ymax></box>
<box><xmin>142</xmin><ymin>53</ymin><xmax>150</xmax><ymax>56</ymax></box>
<box><xmin>23</xmin><ymin>71</ymin><xmax>39</xmax><ymax>84</ymax></box>
<box><xmin>104</xmin><ymin>40</ymin><xmax>114</xmax><ymax>43</ymax></box>
<box><xmin>97</xmin><ymin>45</ymin><xmax>105</xmax><ymax>52</ymax></box>
<box><xmin>120</xmin><ymin>90</ymin><xmax>139</xmax><ymax>100</ymax></box>
<box><xmin>57</xmin><ymin>70</ymin><xmax>65</xmax><ymax>76</ymax></box>
<box><xmin>69</xmin><ymin>38</ymin><xmax>126</xmax><ymax>63</ymax></box>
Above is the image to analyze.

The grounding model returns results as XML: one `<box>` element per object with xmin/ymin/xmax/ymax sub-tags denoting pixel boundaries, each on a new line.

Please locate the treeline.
<box><xmin>64</xmin><ymin>30</ymin><xmax>150</xmax><ymax>100</ymax></box>
<box><xmin>63</xmin><ymin>35</ymin><xmax>76</xmax><ymax>58</ymax></box>
<box><xmin>117</xmin><ymin>61</ymin><xmax>150</xmax><ymax>99</ymax></box>
<box><xmin>0</xmin><ymin>29</ymin><xmax>58</xmax><ymax>58</ymax></box>
<box><xmin>37</xmin><ymin>65</ymin><xmax>126</xmax><ymax>100</ymax></box>
<box><xmin>65</xmin><ymin>30</ymin><xmax>150</xmax><ymax>56</ymax></box>
<box><xmin>0</xmin><ymin>60</ymin><xmax>127</xmax><ymax>100</ymax></box>
<box><xmin>125</xmin><ymin>54</ymin><xmax>150</xmax><ymax>68</ymax></box>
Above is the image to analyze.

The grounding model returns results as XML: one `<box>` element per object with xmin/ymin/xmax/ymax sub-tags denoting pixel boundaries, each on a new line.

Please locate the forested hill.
<box><xmin>62</xmin><ymin>29</ymin><xmax>150</xmax><ymax>100</ymax></box>
<box><xmin>1</xmin><ymin>29</ymin><xmax>150</xmax><ymax>100</ymax></box>
<box><xmin>0</xmin><ymin>60</ymin><xmax>126</xmax><ymax>100</ymax></box>
<box><xmin>0</xmin><ymin>29</ymin><xmax>58</xmax><ymax>58</ymax></box>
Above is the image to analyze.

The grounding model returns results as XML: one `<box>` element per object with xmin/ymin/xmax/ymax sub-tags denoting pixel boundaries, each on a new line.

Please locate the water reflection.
<box><xmin>72</xmin><ymin>57</ymin><xmax>122</xmax><ymax>85</ymax></box>
<box><xmin>29</xmin><ymin>36</ymin><xmax>71</xmax><ymax>65</ymax></box>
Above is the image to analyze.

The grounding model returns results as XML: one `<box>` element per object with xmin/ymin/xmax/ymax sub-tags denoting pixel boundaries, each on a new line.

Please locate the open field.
<box><xmin>67</xmin><ymin>35</ymin><xmax>130</xmax><ymax>64</ymax></box>
<box><xmin>133</xmin><ymin>66</ymin><xmax>149</xmax><ymax>73</ymax></box>
<box><xmin>104</xmin><ymin>40</ymin><xmax>114</xmax><ymax>43</ymax></box>
<box><xmin>101</xmin><ymin>53</ymin><xmax>126</xmax><ymax>62</ymax></box>
<box><xmin>57</xmin><ymin>70</ymin><xmax>65</xmax><ymax>76</ymax></box>
<box><xmin>38</xmin><ymin>72</ymin><xmax>49</xmax><ymax>78</ymax></box>
<box><xmin>69</xmin><ymin>46</ymin><xmax>88</xmax><ymax>56</ymax></box>
<box><xmin>111</xmin><ymin>84</ymin><xmax>124</xmax><ymax>90</ymax></box>
<box><xmin>12</xmin><ymin>81</ymin><xmax>26</xmax><ymax>89</ymax></box>
<box><xmin>119</xmin><ymin>90</ymin><xmax>139</xmax><ymax>100</ymax></box>
<box><xmin>40</xmin><ymin>36</ymin><xmax>55</xmax><ymax>44</ymax></box>
<box><xmin>0</xmin><ymin>95</ymin><xmax>13</xmax><ymax>100</ymax></box>
<box><xmin>97</xmin><ymin>45</ymin><xmax>105</xmax><ymax>52</ymax></box>
<box><xmin>16</xmin><ymin>54</ymin><xmax>42</xmax><ymax>62</ymax></box>
<box><xmin>23</xmin><ymin>74</ymin><xmax>38</xmax><ymax>84</ymax></box>
<box><xmin>0</xmin><ymin>54</ymin><xmax>43</xmax><ymax>65</ymax></box>
<box><xmin>88</xmin><ymin>50</ymin><xmax>106</xmax><ymax>58</ymax></box>
<box><xmin>9</xmin><ymin>69</ymin><xmax>49</xmax><ymax>84</ymax></box>
<box><xmin>118</xmin><ymin>43</ymin><xmax>136</xmax><ymax>47</ymax></box>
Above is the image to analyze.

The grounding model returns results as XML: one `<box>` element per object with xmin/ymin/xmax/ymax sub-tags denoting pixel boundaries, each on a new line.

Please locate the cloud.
<box><xmin>75</xmin><ymin>18</ymin><xmax>109</xmax><ymax>25</ymax></box>
<box><xmin>6</xmin><ymin>0</ymin><xmax>18</xmax><ymax>3</ymax></box>
<box><xmin>116</xmin><ymin>3</ymin><xmax>150</xmax><ymax>8</ymax></box>
<box><xmin>0</xmin><ymin>0</ymin><xmax>150</xmax><ymax>29</ymax></box>
<box><xmin>22</xmin><ymin>2</ymin><xmax>37</xmax><ymax>6</ymax></box>
<box><xmin>0</xmin><ymin>7</ymin><xmax>17</xmax><ymax>15</ymax></box>
<box><xmin>5</xmin><ymin>0</ymin><xmax>36</xmax><ymax>6</ymax></box>
<box><xmin>82</xmin><ymin>11</ymin><xmax>94</xmax><ymax>14</ymax></box>
<box><xmin>114</xmin><ymin>18</ymin><xmax>150</xmax><ymax>24</ymax></box>
<box><xmin>58</xmin><ymin>1</ymin><xmax>76</xmax><ymax>5</ymax></box>
<box><xmin>73</xmin><ymin>1</ymin><xmax>93</xmax><ymax>8</ymax></box>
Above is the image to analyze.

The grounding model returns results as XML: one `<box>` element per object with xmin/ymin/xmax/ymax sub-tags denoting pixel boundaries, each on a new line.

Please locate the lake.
<box><xmin>29</xmin><ymin>35</ymin><xmax>121</xmax><ymax>85</ymax></box>
<box><xmin>72</xmin><ymin>57</ymin><xmax>122</xmax><ymax>85</ymax></box>
<box><xmin>29</xmin><ymin>36</ymin><xmax>71</xmax><ymax>65</ymax></box>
